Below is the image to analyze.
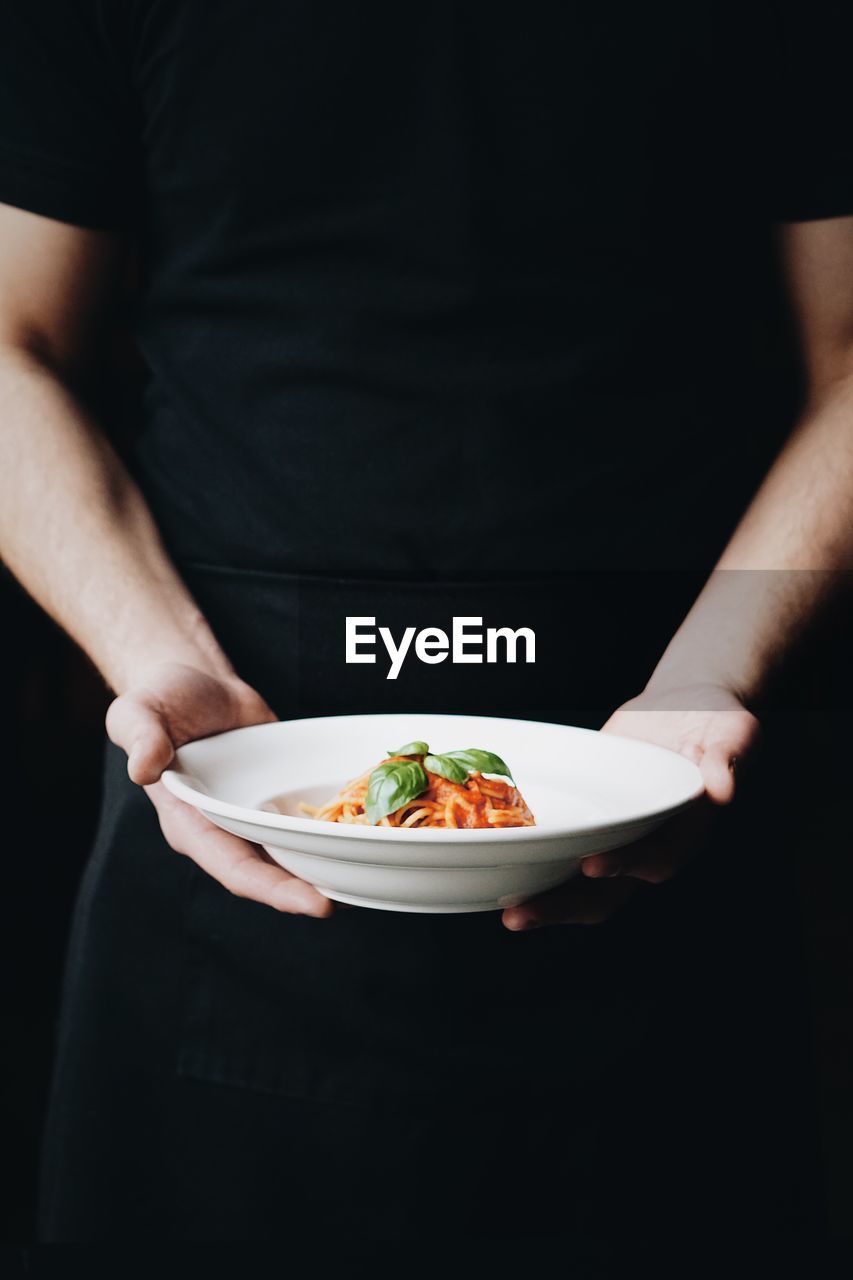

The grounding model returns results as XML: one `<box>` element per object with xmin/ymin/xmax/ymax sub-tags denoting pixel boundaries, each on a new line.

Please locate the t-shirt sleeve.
<box><xmin>0</xmin><ymin>0</ymin><xmax>136</xmax><ymax>229</ymax></box>
<box><xmin>765</xmin><ymin>0</ymin><xmax>853</xmax><ymax>223</ymax></box>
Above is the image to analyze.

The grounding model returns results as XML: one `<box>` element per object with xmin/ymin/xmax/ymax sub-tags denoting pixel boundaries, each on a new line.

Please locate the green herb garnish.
<box><xmin>365</xmin><ymin>742</ymin><xmax>516</xmax><ymax>823</ymax></box>
<box><xmin>443</xmin><ymin>748</ymin><xmax>514</xmax><ymax>784</ymax></box>
<box><xmin>423</xmin><ymin>753</ymin><xmax>469</xmax><ymax>784</ymax></box>
<box><xmin>365</xmin><ymin>758</ymin><xmax>429</xmax><ymax>824</ymax></box>
<box><xmin>386</xmin><ymin>740</ymin><xmax>430</xmax><ymax>758</ymax></box>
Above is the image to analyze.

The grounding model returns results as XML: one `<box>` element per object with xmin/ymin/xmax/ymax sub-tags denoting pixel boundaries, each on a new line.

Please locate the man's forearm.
<box><xmin>648</xmin><ymin>374</ymin><xmax>853</xmax><ymax>704</ymax></box>
<box><xmin>0</xmin><ymin>345</ymin><xmax>232</xmax><ymax>693</ymax></box>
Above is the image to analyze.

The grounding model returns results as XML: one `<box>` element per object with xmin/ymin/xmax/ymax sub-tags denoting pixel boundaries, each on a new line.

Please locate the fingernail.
<box><xmin>505</xmin><ymin>913</ymin><xmax>537</xmax><ymax>931</ymax></box>
<box><xmin>309</xmin><ymin>896</ymin><xmax>334</xmax><ymax>917</ymax></box>
<box><xmin>589</xmin><ymin>861</ymin><xmax>621</xmax><ymax>878</ymax></box>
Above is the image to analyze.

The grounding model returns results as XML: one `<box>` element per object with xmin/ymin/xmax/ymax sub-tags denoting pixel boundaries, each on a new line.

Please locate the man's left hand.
<box><xmin>501</xmin><ymin>683</ymin><xmax>760</xmax><ymax>930</ymax></box>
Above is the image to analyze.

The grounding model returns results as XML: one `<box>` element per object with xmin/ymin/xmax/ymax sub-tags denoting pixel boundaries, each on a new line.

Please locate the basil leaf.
<box><xmin>387</xmin><ymin>740</ymin><xmax>429</xmax><ymax>758</ymax></box>
<box><xmin>424</xmin><ymin>753</ymin><xmax>469</xmax><ymax>785</ymax></box>
<box><xmin>444</xmin><ymin>748</ymin><xmax>514</xmax><ymax>783</ymax></box>
<box><xmin>366</xmin><ymin>759</ymin><xmax>428</xmax><ymax>824</ymax></box>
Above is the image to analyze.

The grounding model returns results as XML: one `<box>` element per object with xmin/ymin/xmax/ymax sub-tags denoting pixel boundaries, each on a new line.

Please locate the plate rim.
<box><xmin>160</xmin><ymin>712</ymin><xmax>706</xmax><ymax>845</ymax></box>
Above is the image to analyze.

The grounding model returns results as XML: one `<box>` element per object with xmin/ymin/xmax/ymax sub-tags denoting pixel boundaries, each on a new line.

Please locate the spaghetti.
<box><xmin>300</xmin><ymin>752</ymin><xmax>535</xmax><ymax>829</ymax></box>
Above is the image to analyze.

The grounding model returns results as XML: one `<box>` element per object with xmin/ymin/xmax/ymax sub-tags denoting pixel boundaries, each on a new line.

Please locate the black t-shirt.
<box><xmin>1</xmin><ymin>0</ymin><xmax>852</xmax><ymax>575</ymax></box>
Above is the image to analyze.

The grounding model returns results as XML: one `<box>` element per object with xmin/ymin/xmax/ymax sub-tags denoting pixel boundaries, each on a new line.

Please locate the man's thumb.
<box><xmin>106</xmin><ymin>696</ymin><xmax>175</xmax><ymax>785</ymax></box>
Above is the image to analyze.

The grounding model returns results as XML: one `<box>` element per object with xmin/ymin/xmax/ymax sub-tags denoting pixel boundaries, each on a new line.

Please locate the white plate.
<box><xmin>162</xmin><ymin>712</ymin><xmax>704</xmax><ymax>913</ymax></box>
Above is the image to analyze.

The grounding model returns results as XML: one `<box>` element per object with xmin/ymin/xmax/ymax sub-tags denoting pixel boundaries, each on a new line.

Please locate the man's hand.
<box><xmin>501</xmin><ymin>684</ymin><xmax>760</xmax><ymax>931</ymax></box>
<box><xmin>106</xmin><ymin>662</ymin><xmax>334</xmax><ymax>917</ymax></box>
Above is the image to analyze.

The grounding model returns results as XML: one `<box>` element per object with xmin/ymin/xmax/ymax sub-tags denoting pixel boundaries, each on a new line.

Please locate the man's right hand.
<box><xmin>106</xmin><ymin>662</ymin><xmax>334</xmax><ymax>917</ymax></box>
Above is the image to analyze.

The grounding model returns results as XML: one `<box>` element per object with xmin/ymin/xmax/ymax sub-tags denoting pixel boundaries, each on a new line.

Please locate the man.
<box><xmin>1</xmin><ymin>0</ymin><xmax>851</xmax><ymax>1256</ymax></box>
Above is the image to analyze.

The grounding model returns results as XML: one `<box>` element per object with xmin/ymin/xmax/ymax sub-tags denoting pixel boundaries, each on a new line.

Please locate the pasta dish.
<box><xmin>300</xmin><ymin>740</ymin><xmax>535</xmax><ymax>829</ymax></box>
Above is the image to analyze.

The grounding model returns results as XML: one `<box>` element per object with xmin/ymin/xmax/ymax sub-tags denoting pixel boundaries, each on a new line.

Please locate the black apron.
<box><xmin>38</xmin><ymin>564</ymin><xmax>823</xmax><ymax>1254</ymax></box>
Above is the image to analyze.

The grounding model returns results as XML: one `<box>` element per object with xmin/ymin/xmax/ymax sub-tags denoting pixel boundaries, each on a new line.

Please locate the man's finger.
<box><xmin>147</xmin><ymin>783</ymin><xmax>334</xmax><ymax>917</ymax></box>
<box><xmin>502</xmin><ymin>875</ymin><xmax>638</xmax><ymax>930</ymax></box>
<box><xmin>580</xmin><ymin>800</ymin><xmax>711</xmax><ymax>883</ymax></box>
<box><xmin>106</xmin><ymin>695</ymin><xmax>175</xmax><ymax>784</ymax></box>
<box><xmin>700</xmin><ymin>710</ymin><xmax>761</xmax><ymax>805</ymax></box>
<box><xmin>699</xmin><ymin>746</ymin><xmax>737</xmax><ymax>805</ymax></box>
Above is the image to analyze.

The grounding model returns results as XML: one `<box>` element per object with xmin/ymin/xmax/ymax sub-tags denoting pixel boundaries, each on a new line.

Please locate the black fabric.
<box><xmin>1</xmin><ymin>2</ymin><xmax>852</xmax><ymax>574</ymax></box>
<box><xmin>38</xmin><ymin>568</ymin><xmax>823</xmax><ymax>1248</ymax></box>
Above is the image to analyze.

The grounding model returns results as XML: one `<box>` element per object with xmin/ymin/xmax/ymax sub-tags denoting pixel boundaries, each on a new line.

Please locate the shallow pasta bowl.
<box><xmin>161</xmin><ymin>712</ymin><xmax>704</xmax><ymax>913</ymax></box>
